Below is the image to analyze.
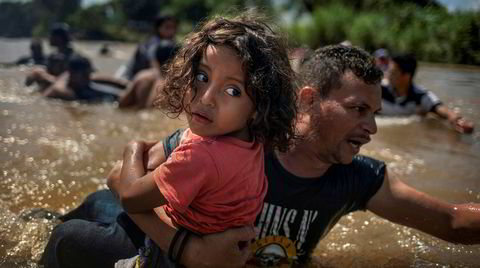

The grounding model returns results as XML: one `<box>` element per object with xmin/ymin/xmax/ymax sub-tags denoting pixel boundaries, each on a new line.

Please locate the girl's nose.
<box><xmin>200</xmin><ymin>86</ymin><xmax>215</xmax><ymax>107</ymax></box>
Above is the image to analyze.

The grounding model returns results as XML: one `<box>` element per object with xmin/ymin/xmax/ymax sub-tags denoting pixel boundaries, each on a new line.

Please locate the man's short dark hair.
<box><xmin>298</xmin><ymin>45</ymin><xmax>383</xmax><ymax>98</ymax></box>
<box><xmin>154</xmin><ymin>14</ymin><xmax>176</xmax><ymax>30</ymax></box>
<box><xmin>391</xmin><ymin>53</ymin><xmax>417</xmax><ymax>77</ymax></box>
<box><xmin>50</xmin><ymin>23</ymin><xmax>71</xmax><ymax>43</ymax></box>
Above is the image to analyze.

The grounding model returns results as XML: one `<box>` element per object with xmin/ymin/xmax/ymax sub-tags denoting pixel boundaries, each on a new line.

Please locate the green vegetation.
<box><xmin>287</xmin><ymin>2</ymin><xmax>480</xmax><ymax>65</ymax></box>
<box><xmin>0</xmin><ymin>0</ymin><xmax>479</xmax><ymax>65</ymax></box>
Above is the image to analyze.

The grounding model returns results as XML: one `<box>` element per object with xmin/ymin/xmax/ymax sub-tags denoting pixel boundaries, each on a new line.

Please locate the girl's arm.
<box><xmin>107</xmin><ymin>140</ymin><xmax>167</xmax><ymax>213</ymax></box>
<box><xmin>108</xmin><ymin>139</ymin><xmax>255</xmax><ymax>267</ymax></box>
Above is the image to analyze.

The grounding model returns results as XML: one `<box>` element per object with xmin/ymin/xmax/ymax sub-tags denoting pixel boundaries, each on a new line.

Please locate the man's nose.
<box><xmin>363</xmin><ymin>114</ymin><xmax>377</xmax><ymax>134</ymax></box>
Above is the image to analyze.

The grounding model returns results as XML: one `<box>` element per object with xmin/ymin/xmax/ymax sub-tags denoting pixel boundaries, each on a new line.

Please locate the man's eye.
<box><xmin>225</xmin><ymin>87</ymin><xmax>241</xmax><ymax>97</ymax></box>
<box><xmin>195</xmin><ymin>73</ymin><xmax>208</xmax><ymax>83</ymax></box>
<box><xmin>354</xmin><ymin>106</ymin><xmax>366</xmax><ymax>113</ymax></box>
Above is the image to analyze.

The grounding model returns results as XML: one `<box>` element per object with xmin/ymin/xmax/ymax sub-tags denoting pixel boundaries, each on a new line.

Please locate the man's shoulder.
<box><xmin>347</xmin><ymin>155</ymin><xmax>386</xmax><ymax>171</ymax></box>
<box><xmin>409</xmin><ymin>83</ymin><xmax>429</xmax><ymax>95</ymax></box>
<box><xmin>381</xmin><ymin>84</ymin><xmax>396</xmax><ymax>102</ymax></box>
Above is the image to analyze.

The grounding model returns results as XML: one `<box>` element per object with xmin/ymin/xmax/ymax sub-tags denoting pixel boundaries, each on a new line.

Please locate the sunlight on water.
<box><xmin>375</xmin><ymin>115</ymin><xmax>421</xmax><ymax>127</ymax></box>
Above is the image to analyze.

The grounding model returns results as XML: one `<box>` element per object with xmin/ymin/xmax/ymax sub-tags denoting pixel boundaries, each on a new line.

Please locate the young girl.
<box><xmin>108</xmin><ymin>10</ymin><xmax>297</xmax><ymax>267</ymax></box>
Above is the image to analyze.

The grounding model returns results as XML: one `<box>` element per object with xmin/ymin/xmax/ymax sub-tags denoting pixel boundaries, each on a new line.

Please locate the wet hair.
<box><xmin>156</xmin><ymin>10</ymin><xmax>297</xmax><ymax>152</ymax></box>
<box><xmin>50</xmin><ymin>23</ymin><xmax>71</xmax><ymax>43</ymax></box>
<box><xmin>298</xmin><ymin>45</ymin><xmax>383</xmax><ymax>98</ymax></box>
<box><xmin>391</xmin><ymin>53</ymin><xmax>417</xmax><ymax>77</ymax></box>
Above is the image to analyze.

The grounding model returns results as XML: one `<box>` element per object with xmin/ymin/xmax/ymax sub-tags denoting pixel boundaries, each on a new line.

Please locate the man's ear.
<box><xmin>251</xmin><ymin>111</ymin><xmax>257</xmax><ymax>120</ymax></box>
<box><xmin>298</xmin><ymin>86</ymin><xmax>317</xmax><ymax>112</ymax></box>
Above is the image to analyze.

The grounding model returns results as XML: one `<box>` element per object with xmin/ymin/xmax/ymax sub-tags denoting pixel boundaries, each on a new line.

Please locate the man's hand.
<box><xmin>451</xmin><ymin>117</ymin><xmax>474</xmax><ymax>134</ymax></box>
<box><xmin>181</xmin><ymin>226</ymin><xmax>256</xmax><ymax>268</ymax></box>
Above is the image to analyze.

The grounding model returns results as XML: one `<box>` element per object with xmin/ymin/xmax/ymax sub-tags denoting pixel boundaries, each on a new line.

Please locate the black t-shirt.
<box><xmin>163</xmin><ymin>129</ymin><xmax>386</xmax><ymax>266</ymax></box>
<box><xmin>380</xmin><ymin>83</ymin><xmax>442</xmax><ymax>115</ymax></box>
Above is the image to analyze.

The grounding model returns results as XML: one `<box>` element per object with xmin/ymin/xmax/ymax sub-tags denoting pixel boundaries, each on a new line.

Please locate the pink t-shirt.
<box><xmin>153</xmin><ymin>128</ymin><xmax>267</xmax><ymax>234</ymax></box>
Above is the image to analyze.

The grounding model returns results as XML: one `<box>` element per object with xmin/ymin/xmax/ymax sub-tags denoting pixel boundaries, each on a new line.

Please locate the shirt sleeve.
<box><xmin>414</xmin><ymin>85</ymin><xmax>442</xmax><ymax>113</ymax></box>
<box><xmin>422</xmin><ymin>90</ymin><xmax>442</xmax><ymax>112</ymax></box>
<box><xmin>162</xmin><ymin>129</ymin><xmax>185</xmax><ymax>158</ymax></box>
<box><xmin>347</xmin><ymin>155</ymin><xmax>386</xmax><ymax>212</ymax></box>
<box><xmin>153</xmin><ymin>143</ymin><xmax>219</xmax><ymax>214</ymax></box>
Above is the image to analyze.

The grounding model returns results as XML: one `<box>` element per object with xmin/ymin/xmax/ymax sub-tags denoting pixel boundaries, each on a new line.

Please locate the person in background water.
<box><xmin>25</xmin><ymin>23</ymin><xmax>76</xmax><ymax>90</ymax></box>
<box><xmin>373</xmin><ymin>48</ymin><xmax>390</xmax><ymax>73</ymax></box>
<box><xmin>15</xmin><ymin>39</ymin><xmax>46</xmax><ymax>66</ymax></box>
<box><xmin>379</xmin><ymin>53</ymin><xmax>474</xmax><ymax>134</ymax></box>
<box><xmin>43</xmin><ymin>55</ymin><xmax>122</xmax><ymax>102</ymax></box>
<box><xmin>99</xmin><ymin>43</ymin><xmax>111</xmax><ymax>56</ymax></box>
<box><xmin>118</xmin><ymin>14</ymin><xmax>178</xmax><ymax>80</ymax></box>
<box><xmin>118</xmin><ymin>40</ymin><xmax>177</xmax><ymax>109</ymax></box>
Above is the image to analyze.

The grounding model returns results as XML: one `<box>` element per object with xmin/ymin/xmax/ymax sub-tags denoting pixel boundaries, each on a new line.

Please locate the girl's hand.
<box><xmin>106</xmin><ymin>160</ymin><xmax>123</xmax><ymax>199</ymax></box>
<box><xmin>146</xmin><ymin>141</ymin><xmax>165</xmax><ymax>171</ymax></box>
<box><xmin>108</xmin><ymin>140</ymin><xmax>148</xmax><ymax>199</ymax></box>
<box><xmin>107</xmin><ymin>160</ymin><xmax>122</xmax><ymax>182</ymax></box>
<box><xmin>108</xmin><ymin>140</ymin><xmax>165</xmax><ymax>212</ymax></box>
<box><xmin>121</xmin><ymin>140</ymin><xmax>152</xmax><ymax>180</ymax></box>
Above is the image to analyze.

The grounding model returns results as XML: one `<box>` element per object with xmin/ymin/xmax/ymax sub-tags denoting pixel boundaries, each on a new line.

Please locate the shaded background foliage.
<box><xmin>0</xmin><ymin>0</ymin><xmax>479</xmax><ymax>65</ymax></box>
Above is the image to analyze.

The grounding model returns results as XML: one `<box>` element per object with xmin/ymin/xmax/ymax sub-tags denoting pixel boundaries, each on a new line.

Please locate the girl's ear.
<box><xmin>298</xmin><ymin>86</ymin><xmax>317</xmax><ymax>112</ymax></box>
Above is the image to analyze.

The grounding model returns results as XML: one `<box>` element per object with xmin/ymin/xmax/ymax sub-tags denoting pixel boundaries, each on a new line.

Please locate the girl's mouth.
<box><xmin>191</xmin><ymin>111</ymin><xmax>213</xmax><ymax>124</ymax></box>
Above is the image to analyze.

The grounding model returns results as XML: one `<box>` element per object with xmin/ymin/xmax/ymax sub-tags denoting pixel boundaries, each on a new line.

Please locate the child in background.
<box><xmin>107</xmin><ymin>10</ymin><xmax>297</xmax><ymax>267</ymax></box>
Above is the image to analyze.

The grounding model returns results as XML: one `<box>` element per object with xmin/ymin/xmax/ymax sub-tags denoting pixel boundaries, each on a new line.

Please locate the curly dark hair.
<box><xmin>298</xmin><ymin>45</ymin><xmax>383</xmax><ymax>98</ymax></box>
<box><xmin>155</xmin><ymin>10</ymin><xmax>297</xmax><ymax>152</ymax></box>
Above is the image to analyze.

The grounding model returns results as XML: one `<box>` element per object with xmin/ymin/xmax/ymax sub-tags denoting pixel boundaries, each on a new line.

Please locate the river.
<box><xmin>1</xmin><ymin>39</ymin><xmax>479</xmax><ymax>267</ymax></box>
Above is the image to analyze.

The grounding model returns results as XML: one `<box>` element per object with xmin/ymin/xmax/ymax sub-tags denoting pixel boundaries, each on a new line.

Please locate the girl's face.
<box><xmin>186</xmin><ymin>45</ymin><xmax>255</xmax><ymax>141</ymax></box>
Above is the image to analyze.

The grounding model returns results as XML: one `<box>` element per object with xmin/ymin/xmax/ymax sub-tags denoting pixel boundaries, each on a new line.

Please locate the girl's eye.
<box><xmin>195</xmin><ymin>73</ymin><xmax>208</xmax><ymax>83</ymax></box>
<box><xmin>225</xmin><ymin>87</ymin><xmax>241</xmax><ymax>97</ymax></box>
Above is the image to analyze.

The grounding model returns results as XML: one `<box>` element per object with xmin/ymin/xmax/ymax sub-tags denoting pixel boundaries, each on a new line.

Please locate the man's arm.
<box><xmin>127</xmin><ymin>210</ymin><xmax>255</xmax><ymax>268</ymax></box>
<box><xmin>25</xmin><ymin>67</ymin><xmax>57</xmax><ymax>88</ymax></box>
<box><xmin>367</xmin><ymin>168</ymin><xmax>480</xmax><ymax>244</ymax></box>
<box><xmin>432</xmin><ymin>104</ymin><xmax>474</xmax><ymax>134</ymax></box>
<box><xmin>42</xmin><ymin>73</ymin><xmax>76</xmax><ymax>100</ymax></box>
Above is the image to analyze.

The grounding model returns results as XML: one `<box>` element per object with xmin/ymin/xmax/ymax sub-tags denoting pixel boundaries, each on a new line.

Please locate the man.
<box><xmin>40</xmin><ymin>45</ymin><xmax>480</xmax><ymax>267</ymax></box>
<box><xmin>43</xmin><ymin>55</ymin><xmax>123</xmax><ymax>102</ymax></box>
<box><xmin>118</xmin><ymin>40</ymin><xmax>177</xmax><ymax>109</ymax></box>
<box><xmin>15</xmin><ymin>39</ymin><xmax>46</xmax><ymax>66</ymax></box>
<box><xmin>373</xmin><ymin>48</ymin><xmax>390</xmax><ymax>72</ymax></box>
<box><xmin>118</xmin><ymin>14</ymin><xmax>178</xmax><ymax>80</ymax></box>
<box><xmin>379</xmin><ymin>53</ymin><xmax>474</xmax><ymax>134</ymax></box>
<box><xmin>25</xmin><ymin>23</ymin><xmax>76</xmax><ymax>90</ymax></box>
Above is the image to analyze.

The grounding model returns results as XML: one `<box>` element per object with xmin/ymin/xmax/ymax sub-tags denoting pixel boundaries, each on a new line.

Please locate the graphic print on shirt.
<box><xmin>250</xmin><ymin>202</ymin><xmax>318</xmax><ymax>266</ymax></box>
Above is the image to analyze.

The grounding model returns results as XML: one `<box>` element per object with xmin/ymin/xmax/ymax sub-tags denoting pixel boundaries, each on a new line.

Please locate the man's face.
<box><xmin>157</xmin><ymin>19</ymin><xmax>177</xmax><ymax>39</ymax></box>
<box><xmin>306</xmin><ymin>71</ymin><xmax>381</xmax><ymax>164</ymax></box>
<box><xmin>386</xmin><ymin>61</ymin><xmax>408</xmax><ymax>88</ymax></box>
